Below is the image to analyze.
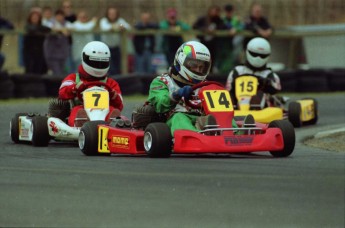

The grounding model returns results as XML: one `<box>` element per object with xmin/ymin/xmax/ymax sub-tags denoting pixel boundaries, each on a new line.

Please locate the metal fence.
<box><xmin>1</xmin><ymin>0</ymin><xmax>345</xmax><ymax>28</ymax></box>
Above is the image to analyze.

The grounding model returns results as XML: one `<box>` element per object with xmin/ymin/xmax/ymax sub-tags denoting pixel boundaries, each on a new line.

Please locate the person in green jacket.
<box><xmin>147</xmin><ymin>41</ymin><xmax>214</xmax><ymax>135</ymax></box>
<box><xmin>147</xmin><ymin>40</ymin><xmax>254</xmax><ymax>135</ymax></box>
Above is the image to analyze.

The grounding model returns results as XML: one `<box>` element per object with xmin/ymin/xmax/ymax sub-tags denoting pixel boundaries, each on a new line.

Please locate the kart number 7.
<box><xmin>84</xmin><ymin>91</ymin><xmax>109</xmax><ymax>109</ymax></box>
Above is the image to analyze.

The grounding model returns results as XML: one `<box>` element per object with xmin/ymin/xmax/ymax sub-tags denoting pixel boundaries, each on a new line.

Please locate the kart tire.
<box><xmin>288</xmin><ymin>101</ymin><xmax>302</xmax><ymax>127</ymax></box>
<box><xmin>144</xmin><ymin>123</ymin><xmax>172</xmax><ymax>158</ymax></box>
<box><xmin>268</xmin><ymin>120</ymin><xmax>295</xmax><ymax>157</ymax></box>
<box><xmin>10</xmin><ymin>113</ymin><xmax>28</xmax><ymax>143</ymax></box>
<box><xmin>79</xmin><ymin>121</ymin><xmax>107</xmax><ymax>156</ymax></box>
<box><xmin>32</xmin><ymin>116</ymin><xmax>50</xmax><ymax>147</ymax></box>
<box><xmin>302</xmin><ymin>98</ymin><xmax>318</xmax><ymax>125</ymax></box>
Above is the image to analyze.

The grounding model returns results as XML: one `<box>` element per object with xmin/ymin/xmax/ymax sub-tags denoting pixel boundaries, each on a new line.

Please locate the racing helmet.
<box><xmin>172</xmin><ymin>41</ymin><xmax>211</xmax><ymax>85</ymax></box>
<box><xmin>246</xmin><ymin>37</ymin><xmax>271</xmax><ymax>68</ymax></box>
<box><xmin>81</xmin><ymin>41</ymin><xmax>111</xmax><ymax>78</ymax></box>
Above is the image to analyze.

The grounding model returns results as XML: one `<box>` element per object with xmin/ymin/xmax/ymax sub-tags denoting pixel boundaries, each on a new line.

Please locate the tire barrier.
<box><xmin>0</xmin><ymin>69</ymin><xmax>344</xmax><ymax>99</ymax></box>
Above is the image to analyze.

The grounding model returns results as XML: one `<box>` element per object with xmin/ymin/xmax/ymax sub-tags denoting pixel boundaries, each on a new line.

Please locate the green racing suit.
<box><xmin>147</xmin><ymin>74</ymin><xmax>238</xmax><ymax>135</ymax></box>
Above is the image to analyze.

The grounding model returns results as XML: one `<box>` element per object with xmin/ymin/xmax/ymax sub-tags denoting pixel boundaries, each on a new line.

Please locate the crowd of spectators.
<box><xmin>0</xmin><ymin>1</ymin><xmax>273</xmax><ymax>76</ymax></box>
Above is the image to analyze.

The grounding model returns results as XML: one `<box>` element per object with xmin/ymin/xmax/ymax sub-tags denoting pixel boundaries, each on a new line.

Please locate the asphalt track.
<box><xmin>1</xmin><ymin>93</ymin><xmax>344</xmax><ymax>228</ymax></box>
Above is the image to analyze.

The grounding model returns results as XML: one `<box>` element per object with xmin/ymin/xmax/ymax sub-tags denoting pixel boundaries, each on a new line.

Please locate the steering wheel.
<box><xmin>184</xmin><ymin>81</ymin><xmax>224</xmax><ymax>109</ymax></box>
<box><xmin>76</xmin><ymin>81</ymin><xmax>113</xmax><ymax>101</ymax></box>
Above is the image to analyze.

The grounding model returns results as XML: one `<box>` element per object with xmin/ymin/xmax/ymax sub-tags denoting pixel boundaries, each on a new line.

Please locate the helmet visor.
<box><xmin>248</xmin><ymin>51</ymin><xmax>269</xmax><ymax>58</ymax></box>
<box><xmin>183</xmin><ymin>57</ymin><xmax>210</xmax><ymax>76</ymax></box>
<box><xmin>83</xmin><ymin>53</ymin><xmax>110</xmax><ymax>69</ymax></box>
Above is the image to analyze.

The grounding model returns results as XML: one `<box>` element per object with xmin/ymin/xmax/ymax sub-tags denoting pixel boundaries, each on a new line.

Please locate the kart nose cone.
<box><xmin>144</xmin><ymin>132</ymin><xmax>153</xmax><ymax>151</ymax></box>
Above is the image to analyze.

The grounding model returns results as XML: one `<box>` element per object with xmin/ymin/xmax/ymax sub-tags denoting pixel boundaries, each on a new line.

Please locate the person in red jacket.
<box><xmin>59</xmin><ymin>41</ymin><xmax>123</xmax><ymax>126</ymax></box>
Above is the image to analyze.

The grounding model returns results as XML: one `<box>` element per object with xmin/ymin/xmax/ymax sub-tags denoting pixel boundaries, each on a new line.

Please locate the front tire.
<box><xmin>144</xmin><ymin>123</ymin><xmax>172</xmax><ymax>158</ymax></box>
<box><xmin>79</xmin><ymin>121</ymin><xmax>106</xmax><ymax>156</ymax></box>
<box><xmin>10</xmin><ymin>113</ymin><xmax>28</xmax><ymax>143</ymax></box>
<box><xmin>269</xmin><ymin>120</ymin><xmax>295</xmax><ymax>157</ymax></box>
<box><xmin>32</xmin><ymin>116</ymin><xmax>50</xmax><ymax>147</ymax></box>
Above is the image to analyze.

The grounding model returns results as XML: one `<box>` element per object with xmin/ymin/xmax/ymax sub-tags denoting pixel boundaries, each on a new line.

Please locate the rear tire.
<box><xmin>79</xmin><ymin>121</ymin><xmax>107</xmax><ymax>156</ymax></box>
<box><xmin>144</xmin><ymin>123</ymin><xmax>172</xmax><ymax>158</ymax></box>
<box><xmin>288</xmin><ymin>101</ymin><xmax>302</xmax><ymax>127</ymax></box>
<box><xmin>269</xmin><ymin>120</ymin><xmax>295</xmax><ymax>157</ymax></box>
<box><xmin>10</xmin><ymin>113</ymin><xmax>28</xmax><ymax>143</ymax></box>
<box><xmin>32</xmin><ymin>116</ymin><xmax>50</xmax><ymax>147</ymax></box>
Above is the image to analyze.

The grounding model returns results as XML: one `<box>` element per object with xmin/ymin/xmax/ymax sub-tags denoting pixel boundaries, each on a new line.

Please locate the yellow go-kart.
<box><xmin>233</xmin><ymin>75</ymin><xmax>318</xmax><ymax>127</ymax></box>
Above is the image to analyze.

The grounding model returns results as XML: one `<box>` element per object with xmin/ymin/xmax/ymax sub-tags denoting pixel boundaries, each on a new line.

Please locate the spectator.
<box><xmin>133</xmin><ymin>12</ymin><xmax>158</xmax><ymax>74</ymax></box>
<box><xmin>99</xmin><ymin>6</ymin><xmax>131</xmax><ymax>75</ymax></box>
<box><xmin>69</xmin><ymin>10</ymin><xmax>97</xmax><ymax>71</ymax></box>
<box><xmin>61</xmin><ymin>0</ymin><xmax>77</xmax><ymax>23</ymax></box>
<box><xmin>218</xmin><ymin>4</ymin><xmax>244</xmax><ymax>73</ymax></box>
<box><xmin>193</xmin><ymin>5</ymin><xmax>227</xmax><ymax>73</ymax></box>
<box><xmin>0</xmin><ymin>16</ymin><xmax>14</xmax><ymax>71</ymax></box>
<box><xmin>244</xmin><ymin>2</ymin><xmax>273</xmax><ymax>47</ymax></box>
<box><xmin>159</xmin><ymin>8</ymin><xmax>190</xmax><ymax>65</ymax></box>
<box><xmin>62</xmin><ymin>0</ymin><xmax>77</xmax><ymax>72</ymax></box>
<box><xmin>43</xmin><ymin>9</ymin><xmax>72</xmax><ymax>77</ymax></box>
<box><xmin>42</xmin><ymin>6</ymin><xmax>54</xmax><ymax>28</ymax></box>
<box><xmin>23</xmin><ymin>10</ymin><xmax>51</xmax><ymax>75</ymax></box>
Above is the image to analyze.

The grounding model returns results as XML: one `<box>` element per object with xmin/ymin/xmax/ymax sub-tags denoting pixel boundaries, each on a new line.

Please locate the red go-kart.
<box><xmin>78</xmin><ymin>81</ymin><xmax>295</xmax><ymax>158</ymax></box>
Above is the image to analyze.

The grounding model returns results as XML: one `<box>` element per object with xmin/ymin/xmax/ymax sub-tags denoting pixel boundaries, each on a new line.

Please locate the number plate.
<box><xmin>203</xmin><ymin>90</ymin><xmax>233</xmax><ymax>112</ymax></box>
<box><xmin>235</xmin><ymin>76</ymin><xmax>258</xmax><ymax>97</ymax></box>
<box><xmin>83</xmin><ymin>91</ymin><xmax>109</xmax><ymax>109</ymax></box>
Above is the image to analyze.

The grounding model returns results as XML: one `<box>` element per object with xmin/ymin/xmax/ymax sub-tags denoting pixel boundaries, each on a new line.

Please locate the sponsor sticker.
<box><xmin>224</xmin><ymin>136</ymin><xmax>254</xmax><ymax>145</ymax></box>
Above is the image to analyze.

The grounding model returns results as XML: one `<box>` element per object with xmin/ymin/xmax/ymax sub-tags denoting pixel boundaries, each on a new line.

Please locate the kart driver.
<box><xmin>59</xmin><ymin>41</ymin><xmax>123</xmax><ymax>125</ymax></box>
<box><xmin>147</xmin><ymin>40</ymin><xmax>240</xmax><ymax>135</ymax></box>
<box><xmin>225</xmin><ymin>37</ymin><xmax>281</xmax><ymax>107</ymax></box>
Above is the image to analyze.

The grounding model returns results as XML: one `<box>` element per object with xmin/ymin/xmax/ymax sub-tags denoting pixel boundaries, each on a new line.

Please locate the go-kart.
<box><xmin>233</xmin><ymin>75</ymin><xmax>318</xmax><ymax>127</ymax></box>
<box><xmin>78</xmin><ymin>81</ymin><xmax>295</xmax><ymax>158</ymax></box>
<box><xmin>10</xmin><ymin>81</ymin><xmax>120</xmax><ymax>146</ymax></box>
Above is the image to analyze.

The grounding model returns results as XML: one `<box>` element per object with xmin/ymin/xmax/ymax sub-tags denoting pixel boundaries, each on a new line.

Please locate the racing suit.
<box><xmin>148</xmin><ymin>74</ymin><xmax>237</xmax><ymax>135</ymax></box>
<box><xmin>225</xmin><ymin>64</ymin><xmax>281</xmax><ymax>107</ymax></box>
<box><xmin>59</xmin><ymin>64</ymin><xmax>123</xmax><ymax>126</ymax></box>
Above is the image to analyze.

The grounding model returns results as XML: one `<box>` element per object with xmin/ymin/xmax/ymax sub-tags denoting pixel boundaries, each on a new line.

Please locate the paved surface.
<box><xmin>0</xmin><ymin>93</ymin><xmax>344</xmax><ymax>228</ymax></box>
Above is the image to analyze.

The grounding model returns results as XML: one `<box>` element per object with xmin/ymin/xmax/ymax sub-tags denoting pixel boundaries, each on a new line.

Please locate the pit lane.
<box><xmin>0</xmin><ymin>93</ymin><xmax>344</xmax><ymax>227</ymax></box>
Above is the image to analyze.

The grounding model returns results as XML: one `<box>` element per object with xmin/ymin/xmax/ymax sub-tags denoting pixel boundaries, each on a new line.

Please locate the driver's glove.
<box><xmin>172</xmin><ymin>86</ymin><xmax>193</xmax><ymax>101</ymax></box>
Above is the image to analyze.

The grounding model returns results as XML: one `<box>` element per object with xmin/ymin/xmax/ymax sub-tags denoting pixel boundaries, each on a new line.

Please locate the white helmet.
<box><xmin>81</xmin><ymin>41</ymin><xmax>110</xmax><ymax>78</ymax></box>
<box><xmin>246</xmin><ymin>37</ymin><xmax>271</xmax><ymax>68</ymax></box>
<box><xmin>173</xmin><ymin>41</ymin><xmax>211</xmax><ymax>85</ymax></box>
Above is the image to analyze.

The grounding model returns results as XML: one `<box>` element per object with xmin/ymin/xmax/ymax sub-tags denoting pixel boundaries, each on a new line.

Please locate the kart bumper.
<box><xmin>173</xmin><ymin>128</ymin><xmax>284</xmax><ymax>153</ymax></box>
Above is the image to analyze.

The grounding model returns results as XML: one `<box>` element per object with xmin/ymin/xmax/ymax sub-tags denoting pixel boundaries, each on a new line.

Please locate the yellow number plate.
<box><xmin>84</xmin><ymin>91</ymin><xmax>109</xmax><ymax>109</ymax></box>
<box><xmin>235</xmin><ymin>76</ymin><xmax>258</xmax><ymax>98</ymax></box>
<box><xmin>98</xmin><ymin>126</ymin><xmax>110</xmax><ymax>153</ymax></box>
<box><xmin>203</xmin><ymin>90</ymin><xmax>233</xmax><ymax>112</ymax></box>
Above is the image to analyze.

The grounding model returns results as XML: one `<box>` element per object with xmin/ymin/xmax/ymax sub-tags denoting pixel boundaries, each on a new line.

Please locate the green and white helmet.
<box><xmin>173</xmin><ymin>41</ymin><xmax>211</xmax><ymax>85</ymax></box>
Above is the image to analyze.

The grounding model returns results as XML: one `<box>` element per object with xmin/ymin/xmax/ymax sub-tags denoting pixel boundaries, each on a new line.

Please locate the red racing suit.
<box><xmin>59</xmin><ymin>64</ymin><xmax>123</xmax><ymax>111</ymax></box>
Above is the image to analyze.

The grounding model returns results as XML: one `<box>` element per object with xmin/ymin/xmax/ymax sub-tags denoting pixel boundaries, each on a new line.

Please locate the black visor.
<box><xmin>83</xmin><ymin>53</ymin><xmax>110</xmax><ymax>69</ymax></box>
<box><xmin>248</xmin><ymin>50</ymin><xmax>269</xmax><ymax>58</ymax></box>
<box><xmin>183</xmin><ymin>58</ymin><xmax>210</xmax><ymax>76</ymax></box>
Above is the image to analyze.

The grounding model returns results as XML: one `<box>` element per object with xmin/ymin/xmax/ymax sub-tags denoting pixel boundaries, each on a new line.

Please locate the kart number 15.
<box><xmin>84</xmin><ymin>91</ymin><xmax>109</xmax><ymax>109</ymax></box>
<box><xmin>203</xmin><ymin>90</ymin><xmax>233</xmax><ymax>112</ymax></box>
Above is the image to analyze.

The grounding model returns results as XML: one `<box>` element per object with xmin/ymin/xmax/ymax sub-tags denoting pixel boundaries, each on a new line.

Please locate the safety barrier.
<box><xmin>0</xmin><ymin>68</ymin><xmax>344</xmax><ymax>99</ymax></box>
